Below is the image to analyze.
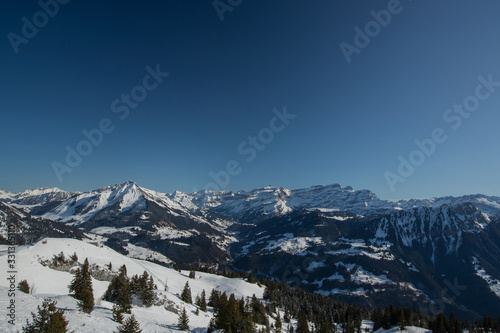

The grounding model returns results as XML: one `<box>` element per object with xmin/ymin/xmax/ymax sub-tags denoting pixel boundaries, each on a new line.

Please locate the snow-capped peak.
<box><xmin>42</xmin><ymin>181</ymin><xmax>147</xmax><ymax>224</ymax></box>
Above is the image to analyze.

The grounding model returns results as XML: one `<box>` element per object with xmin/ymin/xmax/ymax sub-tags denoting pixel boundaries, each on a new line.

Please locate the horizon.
<box><xmin>1</xmin><ymin>1</ymin><xmax>500</xmax><ymax>200</ymax></box>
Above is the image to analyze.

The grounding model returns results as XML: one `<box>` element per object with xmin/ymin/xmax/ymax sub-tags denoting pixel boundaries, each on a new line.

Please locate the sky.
<box><xmin>1</xmin><ymin>0</ymin><xmax>500</xmax><ymax>199</ymax></box>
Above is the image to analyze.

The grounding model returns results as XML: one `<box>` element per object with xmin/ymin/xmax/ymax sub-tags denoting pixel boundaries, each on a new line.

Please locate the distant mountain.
<box><xmin>2</xmin><ymin>181</ymin><xmax>500</xmax><ymax>319</ymax></box>
<box><xmin>2</xmin><ymin>181</ymin><xmax>236</xmax><ymax>265</ymax></box>
<box><xmin>0</xmin><ymin>201</ymin><xmax>85</xmax><ymax>244</ymax></box>
<box><xmin>186</xmin><ymin>184</ymin><xmax>500</xmax><ymax>222</ymax></box>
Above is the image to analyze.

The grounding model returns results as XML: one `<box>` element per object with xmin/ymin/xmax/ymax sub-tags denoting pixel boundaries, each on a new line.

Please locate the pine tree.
<box><xmin>22</xmin><ymin>298</ymin><xmax>68</xmax><ymax>333</ymax></box>
<box><xmin>178</xmin><ymin>307</ymin><xmax>190</xmax><ymax>331</ymax></box>
<box><xmin>297</xmin><ymin>310</ymin><xmax>310</xmax><ymax>333</ymax></box>
<box><xmin>69</xmin><ymin>252</ymin><xmax>78</xmax><ymax>263</ymax></box>
<box><xmin>112</xmin><ymin>305</ymin><xmax>124</xmax><ymax>324</ymax></box>
<box><xmin>189</xmin><ymin>270</ymin><xmax>196</xmax><ymax>279</ymax></box>
<box><xmin>18</xmin><ymin>279</ymin><xmax>30</xmax><ymax>294</ymax></box>
<box><xmin>181</xmin><ymin>281</ymin><xmax>192</xmax><ymax>304</ymax></box>
<box><xmin>399</xmin><ymin>321</ymin><xmax>406</xmax><ymax>332</ymax></box>
<box><xmin>131</xmin><ymin>271</ymin><xmax>155</xmax><ymax>307</ymax></box>
<box><xmin>284</xmin><ymin>309</ymin><xmax>290</xmax><ymax>323</ymax></box>
<box><xmin>275</xmin><ymin>313</ymin><xmax>282</xmax><ymax>333</ymax></box>
<box><xmin>68</xmin><ymin>258</ymin><xmax>94</xmax><ymax>314</ymax></box>
<box><xmin>199</xmin><ymin>289</ymin><xmax>207</xmax><ymax>311</ymax></box>
<box><xmin>104</xmin><ymin>264</ymin><xmax>132</xmax><ymax>313</ymax></box>
<box><xmin>208</xmin><ymin>288</ymin><xmax>219</xmax><ymax>307</ymax></box>
<box><xmin>115</xmin><ymin>314</ymin><xmax>142</xmax><ymax>333</ymax></box>
<box><xmin>142</xmin><ymin>276</ymin><xmax>155</xmax><ymax>307</ymax></box>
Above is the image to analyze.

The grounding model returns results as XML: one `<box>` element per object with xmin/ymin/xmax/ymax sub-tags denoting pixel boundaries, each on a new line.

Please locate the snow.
<box><xmin>306</xmin><ymin>261</ymin><xmax>326</xmax><ymax>272</ymax></box>
<box><xmin>0</xmin><ymin>238</ymin><xmax>265</xmax><ymax>333</ymax></box>
<box><xmin>124</xmin><ymin>243</ymin><xmax>173</xmax><ymax>265</ymax></box>
<box><xmin>351</xmin><ymin>268</ymin><xmax>393</xmax><ymax>285</ymax></box>
<box><xmin>0</xmin><ymin>190</ymin><xmax>14</xmax><ymax>200</ymax></box>
<box><xmin>154</xmin><ymin>226</ymin><xmax>196</xmax><ymax>240</ymax></box>
<box><xmin>312</xmin><ymin>273</ymin><xmax>345</xmax><ymax>288</ymax></box>
<box><xmin>90</xmin><ymin>226</ymin><xmax>139</xmax><ymax>236</ymax></box>
<box><xmin>261</xmin><ymin>235</ymin><xmax>324</xmax><ymax>255</ymax></box>
<box><xmin>326</xmin><ymin>239</ymin><xmax>395</xmax><ymax>261</ymax></box>
<box><xmin>472</xmin><ymin>257</ymin><xmax>500</xmax><ymax>299</ymax></box>
<box><xmin>373</xmin><ymin>326</ymin><xmax>431</xmax><ymax>333</ymax></box>
<box><xmin>41</xmin><ymin>182</ymin><xmax>146</xmax><ymax>224</ymax></box>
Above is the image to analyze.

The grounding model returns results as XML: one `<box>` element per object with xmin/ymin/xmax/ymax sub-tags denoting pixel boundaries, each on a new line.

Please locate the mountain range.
<box><xmin>2</xmin><ymin>180</ymin><xmax>500</xmax><ymax>319</ymax></box>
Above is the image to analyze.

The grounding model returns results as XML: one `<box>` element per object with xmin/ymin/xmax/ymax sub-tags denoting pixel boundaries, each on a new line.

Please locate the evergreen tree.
<box><xmin>399</xmin><ymin>317</ymin><xmax>406</xmax><ymax>332</ymax></box>
<box><xmin>112</xmin><ymin>305</ymin><xmax>124</xmax><ymax>324</ymax></box>
<box><xmin>189</xmin><ymin>270</ymin><xmax>196</xmax><ymax>279</ymax></box>
<box><xmin>115</xmin><ymin>314</ymin><xmax>142</xmax><ymax>333</ymax></box>
<box><xmin>68</xmin><ymin>258</ymin><xmax>94</xmax><ymax>314</ymax></box>
<box><xmin>104</xmin><ymin>264</ymin><xmax>132</xmax><ymax>313</ymax></box>
<box><xmin>22</xmin><ymin>298</ymin><xmax>68</xmax><ymax>333</ymax></box>
<box><xmin>181</xmin><ymin>281</ymin><xmax>192</xmax><ymax>304</ymax></box>
<box><xmin>142</xmin><ymin>276</ymin><xmax>155</xmax><ymax>307</ymax></box>
<box><xmin>199</xmin><ymin>289</ymin><xmax>207</xmax><ymax>311</ymax></box>
<box><xmin>131</xmin><ymin>271</ymin><xmax>155</xmax><ymax>307</ymax></box>
<box><xmin>297</xmin><ymin>310</ymin><xmax>310</xmax><ymax>333</ymax></box>
<box><xmin>275</xmin><ymin>313</ymin><xmax>282</xmax><ymax>333</ymax></box>
<box><xmin>18</xmin><ymin>279</ymin><xmax>30</xmax><ymax>294</ymax></box>
<box><xmin>208</xmin><ymin>288</ymin><xmax>219</xmax><ymax>307</ymax></box>
<box><xmin>284</xmin><ymin>309</ymin><xmax>290</xmax><ymax>323</ymax></box>
<box><xmin>69</xmin><ymin>252</ymin><xmax>78</xmax><ymax>263</ymax></box>
<box><xmin>431</xmin><ymin>313</ymin><xmax>448</xmax><ymax>333</ymax></box>
<box><xmin>178</xmin><ymin>307</ymin><xmax>190</xmax><ymax>331</ymax></box>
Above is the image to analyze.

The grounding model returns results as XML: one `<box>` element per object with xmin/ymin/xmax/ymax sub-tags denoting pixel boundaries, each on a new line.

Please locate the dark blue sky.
<box><xmin>1</xmin><ymin>0</ymin><xmax>500</xmax><ymax>199</ymax></box>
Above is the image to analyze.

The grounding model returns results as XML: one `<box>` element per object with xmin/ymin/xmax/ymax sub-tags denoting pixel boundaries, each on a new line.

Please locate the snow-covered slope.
<box><xmin>41</xmin><ymin>181</ymin><xmax>146</xmax><ymax>224</ymax></box>
<box><xmin>372</xmin><ymin>203</ymin><xmax>491</xmax><ymax>257</ymax></box>
<box><xmin>0</xmin><ymin>238</ymin><xmax>264</xmax><ymax>333</ymax></box>
<box><xmin>0</xmin><ymin>201</ymin><xmax>85</xmax><ymax>244</ymax></box>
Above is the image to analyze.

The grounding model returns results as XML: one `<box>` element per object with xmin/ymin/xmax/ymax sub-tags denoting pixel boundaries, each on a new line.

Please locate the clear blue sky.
<box><xmin>1</xmin><ymin>0</ymin><xmax>499</xmax><ymax>199</ymax></box>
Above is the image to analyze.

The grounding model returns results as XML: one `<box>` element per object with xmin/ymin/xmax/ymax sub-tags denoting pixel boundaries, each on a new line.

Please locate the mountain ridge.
<box><xmin>2</xmin><ymin>180</ymin><xmax>500</xmax><ymax>318</ymax></box>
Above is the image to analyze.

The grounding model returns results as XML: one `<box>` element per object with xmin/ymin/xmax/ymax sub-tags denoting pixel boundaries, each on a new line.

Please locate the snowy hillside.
<box><xmin>0</xmin><ymin>238</ymin><xmax>441</xmax><ymax>333</ymax></box>
<box><xmin>0</xmin><ymin>238</ymin><xmax>264</xmax><ymax>332</ymax></box>
<box><xmin>0</xmin><ymin>201</ymin><xmax>85</xmax><ymax>244</ymax></box>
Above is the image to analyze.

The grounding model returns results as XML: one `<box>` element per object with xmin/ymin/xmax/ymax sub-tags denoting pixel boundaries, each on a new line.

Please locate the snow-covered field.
<box><xmin>0</xmin><ymin>238</ymin><xmax>263</xmax><ymax>333</ymax></box>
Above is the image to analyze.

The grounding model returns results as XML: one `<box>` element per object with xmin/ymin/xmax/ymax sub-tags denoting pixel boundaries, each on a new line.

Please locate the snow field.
<box><xmin>0</xmin><ymin>238</ymin><xmax>264</xmax><ymax>332</ymax></box>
